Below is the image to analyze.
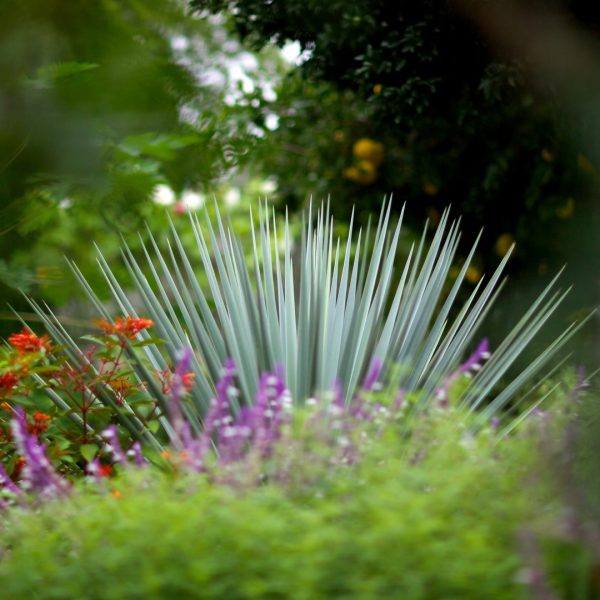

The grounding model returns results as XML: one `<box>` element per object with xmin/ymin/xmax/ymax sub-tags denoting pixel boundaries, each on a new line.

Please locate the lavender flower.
<box><xmin>0</xmin><ymin>461</ymin><xmax>21</xmax><ymax>498</ymax></box>
<box><xmin>250</xmin><ymin>365</ymin><xmax>291</xmax><ymax>458</ymax></box>
<box><xmin>459</xmin><ymin>338</ymin><xmax>490</xmax><ymax>374</ymax></box>
<box><xmin>10</xmin><ymin>408</ymin><xmax>69</xmax><ymax>498</ymax></box>
<box><xmin>361</xmin><ymin>356</ymin><xmax>383</xmax><ymax>391</ymax></box>
<box><xmin>127</xmin><ymin>441</ymin><xmax>146</xmax><ymax>467</ymax></box>
<box><xmin>202</xmin><ymin>358</ymin><xmax>237</xmax><ymax>448</ymax></box>
<box><xmin>167</xmin><ymin>347</ymin><xmax>204</xmax><ymax>471</ymax></box>
<box><xmin>101</xmin><ymin>425</ymin><xmax>127</xmax><ymax>464</ymax></box>
<box><xmin>435</xmin><ymin>338</ymin><xmax>491</xmax><ymax>405</ymax></box>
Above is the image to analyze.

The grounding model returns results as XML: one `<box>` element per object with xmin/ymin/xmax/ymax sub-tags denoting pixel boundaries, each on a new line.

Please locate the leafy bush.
<box><xmin>0</xmin><ymin>406</ymin><xmax>543</xmax><ymax>600</ymax></box>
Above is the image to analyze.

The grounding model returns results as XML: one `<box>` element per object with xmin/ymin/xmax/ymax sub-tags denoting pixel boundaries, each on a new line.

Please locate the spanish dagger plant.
<box><xmin>24</xmin><ymin>200</ymin><xmax>589</xmax><ymax>445</ymax></box>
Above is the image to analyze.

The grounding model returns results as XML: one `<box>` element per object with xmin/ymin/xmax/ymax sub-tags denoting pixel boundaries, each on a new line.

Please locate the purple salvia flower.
<box><xmin>459</xmin><ymin>338</ymin><xmax>490</xmax><ymax>374</ymax></box>
<box><xmin>331</xmin><ymin>378</ymin><xmax>345</xmax><ymax>411</ymax></box>
<box><xmin>0</xmin><ymin>461</ymin><xmax>21</xmax><ymax>497</ymax></box>
<box><xmin>86</xmin><ymin>458</ymin><xmax>103</xmax><ymax>481</ymax></box>
<box><xmin>361</xmin><ymin>356</ymin><xmax>383</xmax><ymax>391</ymax></box>
<box><xmin>434</xmin><ymin>339</ymin><xmax>492</xmax><ymax>406</ymax></box>
<box><xmin>127</xmin><ymin>441</ymin><xmax>146</xmax><ymax>467</ymax></box>
<box><xmin>218</xmin><ymin>406</ymin><xmax>254</xmax><ymax>464</ymax></box>
<box><xmin>10</xmin><ymin>408</ymin><xmax>69</xmax><ymax>498</ymax></box>
<box><xmin>249</xmin><ymin>365</ymin><xmax>291</xmax><ymax>459</ymax></box>
<box><xmin>166</xmin><ymin>347</ymin><xmax>204</xmax><ymax>471</ymax></box>
<box><xmin>202</xmin><ymin>358</ymin><xmax>237</xmax><ymax>447</ymax></box>
<box><xmin>101</xmin><ymin>424</ymin><xmax>127</xmax><ymax>464</ymax></box>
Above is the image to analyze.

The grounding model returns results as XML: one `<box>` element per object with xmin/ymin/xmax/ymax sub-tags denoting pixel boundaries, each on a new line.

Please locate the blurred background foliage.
<box><xmin>0</xmin><ymin>0</ymin><xmax>282</xmax><ymax>333</ymax></box>
<box><xmin>1</xmin><ymin>0</ymin><xmax>599</xmax><ymax>358</ymax></box>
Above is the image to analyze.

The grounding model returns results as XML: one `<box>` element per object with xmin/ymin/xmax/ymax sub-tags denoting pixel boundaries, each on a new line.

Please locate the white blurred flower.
<box><xmin>261</xmin><ymin>178</ymin><xmax>277</xmax><ymax>194</ymax></box>
<box><xmin>224</xmin><ymin>188</ymin><xmax>241</xmax><ymax>206</ymax></box>
<box><xmin>182</xmin><ymin>190</ymin><xmax>205</xmax><ymax>209</ymax></box>
<box><xmin>152</xmin><ymin>184</ymin><xmax>175</xmax><ymax>206</ymax></box>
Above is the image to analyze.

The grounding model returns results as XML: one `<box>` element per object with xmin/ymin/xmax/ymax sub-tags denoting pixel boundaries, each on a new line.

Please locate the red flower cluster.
<box><xmin>8</xmin><ymin>328</ymin><xmax>52</xmax><ymax>354</ymax></box>
<box><xmin>95</xmin><ymin>316</ymin><xmax>154</xmax><ymax>339</ymax></box>
<box><xmin>97</xmin><ymin>464</ymin><xmax>113</xmax><ymax>477</ymax></box>
<box><xmin>0</xmin><ymin>372</ymin><xmax>18</xmax><ymax>396</ymax></box>
<box><xmin>157</xmin><ymin>368</ymin><xmax>196</xmax><ymax>395</ymax></box>
<box><xmin>182</xmin><ymin>372</ymin><xmax>195</xmax><ymax>392</ymax></box>
<box><xmin>27</xmin><ymin>411</ymin><xmax>51</xmax><ymax>436</ymax></box>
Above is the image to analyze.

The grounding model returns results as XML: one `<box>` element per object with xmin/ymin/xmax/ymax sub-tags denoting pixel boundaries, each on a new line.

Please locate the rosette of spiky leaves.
<box><xmin>25</xmin><ymin>200</ymin><xmax>589</xmax><ymax>444</ymax></box>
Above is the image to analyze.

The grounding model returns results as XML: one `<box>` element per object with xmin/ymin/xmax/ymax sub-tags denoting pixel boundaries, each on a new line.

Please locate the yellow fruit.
<box><xmin>352</xmin><ymin>138</ymin><xmax>384</xmax><ymax>166</ymax></box>
<box><xmin>343</xmin><ymin>161</ymin><xmax>378</xmax><ymax>185</ymax></box>
<box><xmin>465</xmin><ymin>265</ymin><xmax>482</xmax><ymax>284</ymax></box>
<box><xmin>556</xmin><ymin>197</ymin><xmax>575</xmax><ymax>219</ymax></box>
<box><xmin>495</xmin><ymin>233</ymin><xmax>515</xmax><ymax>257</ymax></box>
<box><xmin>423</xmin><ymin>182</ymin><xmax>439</xmax><ymax>196</ymax></box>
<box><xmin>373</xmin><ymin>84</ymin><xmax>382</xmax><ymax>94</ymax></box>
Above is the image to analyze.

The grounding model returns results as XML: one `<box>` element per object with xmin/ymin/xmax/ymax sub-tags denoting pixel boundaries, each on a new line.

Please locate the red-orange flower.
<box><xmin>12</xmin><ymin>456</ymin><xmax>26</xmax><ymax>479</ymax></box>
<box><xmin>8</xmin><ymin>328</ymin><xmax>52</xmax><ymax>354</ymax></box>
<box><xmin>97</xmin><ymin>464</ymin><xmax>113</xmax><ymax>477</ymax></box>
<box><xmin>28</xmin><ymin>411</ymin><xmax>51</xmax><ymax>436</ymax></box>
<box><xmin>0</xmin><ymin>372</ymin><xmax>18</xmax><ymax>395</ymax></box>
<box><xmin>182</xmin><ymin>372</ymin><xmax>195</xmax><ymax>392</ymax></box>
<box><xmin>95</xmin><ymin>316</ymin><xmax>154</xmax><ymax>339</ymax></box>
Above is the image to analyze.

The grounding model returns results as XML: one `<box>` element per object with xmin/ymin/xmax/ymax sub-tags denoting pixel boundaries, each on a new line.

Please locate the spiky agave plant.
<box><xmin>25</xmin><ymin>200</ymin><xmax>588</xmax><ymax>444</ymax></box>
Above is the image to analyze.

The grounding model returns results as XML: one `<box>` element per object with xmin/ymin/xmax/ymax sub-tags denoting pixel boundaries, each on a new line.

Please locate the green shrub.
<box><xmin>0</xmin><ymin>410</ymin><xmax>543</xmax><ymax>599</ymax></box>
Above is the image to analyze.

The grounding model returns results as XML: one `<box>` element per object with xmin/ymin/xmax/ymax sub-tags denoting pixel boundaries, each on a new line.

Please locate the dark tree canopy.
<box><xmin>193</xmin><ymin>0</ymin><xmax>600</xmax><ymax>286</ymax></box>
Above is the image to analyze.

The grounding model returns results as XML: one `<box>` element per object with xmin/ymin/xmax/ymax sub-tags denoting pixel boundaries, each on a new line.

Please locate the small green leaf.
<box><xmin>80</xmin><ymin>444</ymin><xmax>99</xmax><ymax>463</ymax></box>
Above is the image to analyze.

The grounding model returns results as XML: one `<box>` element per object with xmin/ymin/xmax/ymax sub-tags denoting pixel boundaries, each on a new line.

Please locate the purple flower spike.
<box><xmin>202</xmin><ymin>358</ymin><xmax>237</xmax><ymax>447</ymax></box>
<box><xmin>459</xmin><ymin>338</ymin><xmax>490</xmax><ymax>374</ymax></box>
<box><xmin>127</xmin><ymin>441</ymin><xmax>146</xmax><ymax>467</ymax></box>
<box><xmin>331</xmin><ymin>378</ymin><xmax>345</xmax><ymax>410</ymax></box>
<box><xmin>237</xmin><ymin>367</ymin><xmax>289</xmax><ymax>460</ymax></box>
<box><xmin>362</xmin><ymin>356</ymin><xmax>383</xmax><ymax>391</ymax></box>
<box><xmin>0</xmin><ymin>461</ymin><xmax>21</xmax><ymax>497</ymax></box>
<box><xmin>101</xmin><ymin>424</ymin><xmax>127</xmax><ymax>464</ymax></box>
<box><xmin>165</xmin><ymin>347</ymin><xmax>204</xmax><ymax>471</ymax></box>
<box><xmin>10</xmin><ymin>408</ymin><xmax>69</xmax><ymax>498</ymax></box>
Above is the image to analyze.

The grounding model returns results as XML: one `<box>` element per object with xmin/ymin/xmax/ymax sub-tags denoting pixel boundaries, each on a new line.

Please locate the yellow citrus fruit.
<box><xmin>495</xmin><ymin>233</ymin><xmax>515</xmax><ymax>257</ymax></box>
<box><xmin>465</xmin><ymin>265</ymin><xmax>482</xmax><ymax>284</ymax></box>
<box><xmin>373</xmin><ymin>84</ymin><xmax>382</xmax><ymax>94</ymax></box>
<box><xmin>343</xmin><ymin>161</ymin><xmax>378</xmax><ymax>185</ymax></box>
<box><xmin>352</xmin><ymin>138</ymin><xmax>384</xmax><ymax>166</ymax></box>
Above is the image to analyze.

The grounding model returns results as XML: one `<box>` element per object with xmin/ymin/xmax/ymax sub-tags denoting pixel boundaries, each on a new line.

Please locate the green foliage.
<box><xmin>193</xmin><ymin>0</ymin><xmax>600</xmax><ymax>289</ymax></box>
<box><xmin>0</xmin><ymin>0</ymin><xmax>282</xmax><ymax>329</ymax></box>
<box><xmin>0</xmin><ymin>412</ymin><xmax>541</xmax><ymax>599</ymax></box>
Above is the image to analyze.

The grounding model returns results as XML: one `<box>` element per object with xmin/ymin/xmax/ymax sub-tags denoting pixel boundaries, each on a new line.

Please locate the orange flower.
<box><xmin>95</xmin><ymin>316</ymin><xmax>154</xmax><ymax>339</ymax></box>
<box><xmin>28</xmin><ymin>411</ymin><xmax>51</xmax><ymax>436</ymax></box>
<box><xmin>182</xmin><ymin>372</ymin><xmax>195</xmax><ymax>392</ymax></box>
<box><xmin>8</xmin><ymin>328</ymin><xmax>52</xmax><ymax>354</ymax></box>
<box><xmin>0</xmin><ymin>372</ymin><xmax>18</xmax><ymax>395</ymax></box>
